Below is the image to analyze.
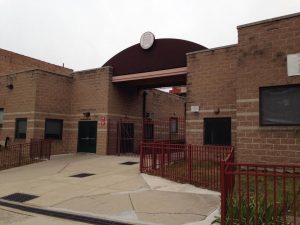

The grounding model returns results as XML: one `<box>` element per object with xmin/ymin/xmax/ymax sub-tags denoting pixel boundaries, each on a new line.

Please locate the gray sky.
<box><xmin>0</xmin><ymin>0</ymin><xmax>300</xmax><ymax>71</ymax></box>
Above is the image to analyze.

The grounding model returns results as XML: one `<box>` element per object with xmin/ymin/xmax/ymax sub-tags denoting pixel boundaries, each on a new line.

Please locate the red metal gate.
<box><xmin>107</xmin><ymin>117</ymin><xmax>185</xmax><ymax>155</ymax></box>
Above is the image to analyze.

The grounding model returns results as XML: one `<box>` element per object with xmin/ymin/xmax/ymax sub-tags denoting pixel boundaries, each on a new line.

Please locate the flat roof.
<box><xmin>0</xmin><ymin>68</ymin><xmax>72</xmax><ymax>79</ymax></box>
<box><xmin>186</xmin><ymin>44</ymin><xmax>237</xmax><ymax>56</ymax></box>
<box><xmin>238</xmin><ymin>12</ymin><xmax>300</xmax><ymax>29</ymax></box>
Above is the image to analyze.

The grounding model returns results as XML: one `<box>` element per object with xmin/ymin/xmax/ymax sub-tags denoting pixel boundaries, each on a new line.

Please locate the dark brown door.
<box><xmin>77</xmin><ymin>121</ymin><xmax>97</xmax><ymax>153</ymax></box>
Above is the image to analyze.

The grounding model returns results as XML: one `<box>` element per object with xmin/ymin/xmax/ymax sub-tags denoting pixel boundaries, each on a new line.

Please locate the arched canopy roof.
<box><xmin>103</xmin><ymin>38</ymin><xmax>206</xmax><ymax>76</ymax></box>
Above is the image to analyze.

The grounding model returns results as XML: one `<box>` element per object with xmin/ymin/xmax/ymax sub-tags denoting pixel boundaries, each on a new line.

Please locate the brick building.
<box><xmin>187</xmin><ymin>13</ymin><xmax>300</xmax><ymax>163</ymax></box>
<box><xmin>0</xmin><ymin>12</ymin><xmax>299</xmax><ymax>163</ymax></box>
<box><xmin>0</xmin><ymin>49</ymin><xmax>186</xmax><ymax>155</ymax></box>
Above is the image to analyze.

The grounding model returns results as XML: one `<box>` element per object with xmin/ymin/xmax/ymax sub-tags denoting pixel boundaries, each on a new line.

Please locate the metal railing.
<box><xmin>220</xmin><ymin>161</ymin><xmax>300</xmax><ymax>225</ymax></box>
<box><xmin>140</xmin><ymin>142</ymin><xmax>300</xmax><ymax>224</ymax></box>
<box><xmin>107</xmin><ymin>117</ymin><xmax>186</xmax><ymax>155</ymax></box>
<box><xmin>0</xmin><ymin>139</ymin><xmax>51</xmax><ymax>170</ymax></box>
<box><xmin>140</xmin><ymin>142</ymin><xmax>233</xmax><ymax>191</ymax></box>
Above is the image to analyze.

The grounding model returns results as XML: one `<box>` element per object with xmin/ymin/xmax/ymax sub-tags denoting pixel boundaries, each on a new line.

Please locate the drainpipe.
<box><xmin>142</xmin><ymin>91</ymin><xmax>147</xmax><ymax>141</ymax></box>
<box><xmin>142</xmin><ymin>91</ymin><xmax>147</xmax><ymax>118</ymax></box>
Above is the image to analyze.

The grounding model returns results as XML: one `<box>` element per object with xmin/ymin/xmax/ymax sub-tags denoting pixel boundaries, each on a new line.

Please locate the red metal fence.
<box><xmin>0</xmin><ymin>139</ymin><xmax>51</xmax><ymax>170</ymax></box>
<box><xmin>107</xmin><ymin>117</ymin><xmax>185</xmax><ymax>155</ymax></box>
<box><xmin>140</xmin><ymin>142</ymin><xmax>233</xmax><ymax>191</ymax></box>
<box><xmin>220</xmin><ymin>161</ymin><xmax>300</xmax><ymax>225</ymax></box>
<box><xmin>140</xmin><ymin>142</ymin><xmax>300</xmax><ymax>224</ymax></box>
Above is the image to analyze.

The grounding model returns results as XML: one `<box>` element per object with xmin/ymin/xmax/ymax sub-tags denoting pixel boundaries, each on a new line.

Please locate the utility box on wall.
<box><xmin>191</xmin><ymin>105</ymin><xmax>199</xmax><ymax>113</ymax></box>
<box><xmin>287</xmin><ymin>53</ymin><xmax>300</xmax><ymax>76</ymax></box>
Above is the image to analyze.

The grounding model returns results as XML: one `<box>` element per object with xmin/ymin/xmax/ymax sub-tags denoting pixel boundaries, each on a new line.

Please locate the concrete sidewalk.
<box><xmin>0</xmin><ymin>154</ymin><xmax>220</xmax><ymax>225</ymax></box>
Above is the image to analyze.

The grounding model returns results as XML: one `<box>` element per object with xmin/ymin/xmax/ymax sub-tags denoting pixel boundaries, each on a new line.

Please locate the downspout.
<box><xmin>142</xmin><ymin>91</ymin><xmax>147</xmax><ymax>118</ymax></box>
<box><xmin>142</xmin><ymin>91</ymin><xmax>147</xmax><ymax>141</ymax></box>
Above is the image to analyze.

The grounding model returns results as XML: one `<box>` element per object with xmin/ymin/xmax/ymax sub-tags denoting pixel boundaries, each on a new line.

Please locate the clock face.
<box><xmin>140</xmin><ymin>32</ymin><xmax>155</xmax><ymax>50</ymax></box>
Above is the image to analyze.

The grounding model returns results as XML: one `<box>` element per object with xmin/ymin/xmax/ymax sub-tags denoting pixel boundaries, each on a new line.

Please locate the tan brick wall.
<box><xmin>0</xmin><ymin>70</ymin><xmax>37</xmax><ymax>144</ymax></box>
<box><xmin>70</xmin><ymin>67</ymin><xmax>112</xmax><ymax>155</ymax></box>
<box><xmin>0</xmin><ymin>48</ymin><xmax>73</xmax><ymax>76</ymax></box>
<box><xmin>236</xmin><ymin>15</ymin><xmax>300</xmax><ymax>163</ymax></box>
<box><xmin>186</xmin><ymin>45</ymin><xmax>237</xmax><ymax>145</ymax></box>
<box><xmin>33</xmin><ymin>71</ymin><xmax>72</xmax><ymax>154</ymax></box>
<box><xmin>0</xmin><ymin>70</ymin><xmax>72</xmax><ymax>153</ymax></box>
<box><xmin>145</xmin><ymin>89</ymin><xmax>185</xmax><ymax>120</ymax></box>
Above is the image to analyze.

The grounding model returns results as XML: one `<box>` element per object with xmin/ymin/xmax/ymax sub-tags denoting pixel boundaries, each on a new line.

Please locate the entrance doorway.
<box><xmin>120</xmin><ymin>123</ymin><xmax>134</xmax><ymax>153</ymax></box>
<box><xmin>143</xmin><ymin>122</ymin><xmax>154</xmax><ymax>142</ymax></box>
<box><xmin>204</xmin><ymin>118</ymin><xmax>231</xmax><ymax>146</ymax></box>
<box><xmin>77</xmin><ymin>121</ymin><xmax>97</xmax><ymax>153</ymax></box>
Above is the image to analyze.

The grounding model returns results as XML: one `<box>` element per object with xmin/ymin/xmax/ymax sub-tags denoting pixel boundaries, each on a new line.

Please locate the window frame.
<box><xmin>15</xmin><ymin>118</ymin><xmax>27</xmax><ymax>139</ymax></box>
<box><xmin>259</xmin><ymin>84</ymin><xmax>300</xmax><ymax>126</ymax></box>
<box><xmin>44</xmin><ymin>119</ymin><xmax>63</xmax><ymax>140</ymax></box>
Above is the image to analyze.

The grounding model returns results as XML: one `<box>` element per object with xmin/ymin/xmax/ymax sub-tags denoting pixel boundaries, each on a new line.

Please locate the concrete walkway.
<box><xmin>0</xmin><ymin>154</ymin><xmax>220</xmax><ymax>225</ymax></box>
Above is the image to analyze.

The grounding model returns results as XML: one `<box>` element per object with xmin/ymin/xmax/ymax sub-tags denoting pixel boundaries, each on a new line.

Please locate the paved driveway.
<box><xmin>0</xmin><ymin>154</ymin><xmax>220</xmax><ymax>225</ymax></box>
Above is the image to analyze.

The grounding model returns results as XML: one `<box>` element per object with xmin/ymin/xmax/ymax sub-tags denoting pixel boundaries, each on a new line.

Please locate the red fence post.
<box><xmin>140</xmin><ymin>142</ymin><xmax>144</xmax><ymax>173</ymax></box>
<box><xmin>152</xmin><ymin>143</ymin><xmax>156</xmax><ymax>170</ymax></box>
<box><xmin>188</xmin><ymin>144</ymin><xmax>192</xmax><ymax>183</ymax></box>
<box><xmin>220</xmin><ymin>160</ymin><xmax>226</xmax><ymax>225</ymax></box>
<box><xmin>18</xmin><ymin>144</ymin><xmax>21</xmax><ymax>166</ymax></box>
<box><xmin>161</xmin><ymin>143</ymin><xmax>165</xmax><ymax>177</ymax></box>
<box><xmin>48</xmin><ymin>140</ymin><xmax>51</xmax><ymax>160</ymax></box>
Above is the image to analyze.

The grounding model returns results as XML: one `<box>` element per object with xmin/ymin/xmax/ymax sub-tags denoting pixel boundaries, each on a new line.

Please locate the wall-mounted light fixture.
<box><xmin>6</xmin><ymin>84</ymin><xmax>13</xmax><ymax>90</ymax></box>
<box><xmin>83</xmin><ymin>112</ymin><xmax>90</xmax><ymax>118</ymax></box>
<box><xmin>214</xmin><ymin>108</ymin><xmax>220</xmax><ymax>115</ymax></box>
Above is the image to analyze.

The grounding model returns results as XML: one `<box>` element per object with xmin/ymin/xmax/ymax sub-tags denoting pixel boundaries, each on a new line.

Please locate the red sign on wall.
<box><xmin>100</xmin><ymin>116</ymin><xmax>106</xmax><ymax>126</ymax></box>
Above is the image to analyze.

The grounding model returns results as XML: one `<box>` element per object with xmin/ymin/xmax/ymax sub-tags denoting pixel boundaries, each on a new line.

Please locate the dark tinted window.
<box><xmin>0</xmin><ymin>108</ymin><xmax>3</xmax><ymax>128</ymax></box>
<box><xmin>45</xmin><ymin>119</ymin><xmax>63</xmax><ymax>139</ymax></box>
<box><xmin>204</xmin><ymin>118</ymin><xmax>231</xmax><ymax>146</ymax></box>
<box><xmin>15</xmin><ymin>118</ymin><xmax>27</xmax><ymax>139</ymax></box>
<box><xmin>260</xmin><ymin>85</ymin><xmax>300</xmax><ymax>126</ymax></box>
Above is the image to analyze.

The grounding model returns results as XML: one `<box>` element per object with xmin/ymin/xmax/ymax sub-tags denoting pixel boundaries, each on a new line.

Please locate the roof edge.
<box><xmin>186</xmin><ymin>44</ymin><xmax>237</xmax><ymax>55</ymax></box>
<box><xmin>0</xmin><ymin>68</ymin><xmax>72</xmax><ymax>79</ymax></box>
<box><xmin>237</xmin><ymin>12</ymin><xmax>300</xmax><ymax>29</ymax></box>
<box><xmin>72</xmin><ymin>66</ymin><xmax>113</xmax><ymax>75</ymax></box>
<box><xmin>0</xmin><ymin>48</ymin><xmax>73</xmax><ymax>72</ymax></box>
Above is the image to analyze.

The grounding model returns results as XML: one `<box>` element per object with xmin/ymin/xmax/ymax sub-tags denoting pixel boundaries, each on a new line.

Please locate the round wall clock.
<box><xmin>140</xmin><ymin>32</ymin><xmax>155</xmax><ymax>50</ymax></box>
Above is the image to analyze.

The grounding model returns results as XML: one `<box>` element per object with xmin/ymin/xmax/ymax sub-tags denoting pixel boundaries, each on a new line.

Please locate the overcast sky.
<box><xmin>0</xmin><ymin>0</ymin><xmax>300</xmax><ymax>71</ymax></box>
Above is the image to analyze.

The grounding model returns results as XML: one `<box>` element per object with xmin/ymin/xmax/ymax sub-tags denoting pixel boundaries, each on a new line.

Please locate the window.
<box><xmin>204</xmin><ymin>118</ymin><xmax>231</xmax><ymax>146</ymax></box>
<box><xmin>45</xmin><ymin>119</ymin><xmax>63</xmax><ymax>139</ymax></box>
<box><xmin>169</xmin><ymin>117</ymin><xmax>178</xmax><ymax>133</ymax></box>
<box><xmin>15</xmin><ymin>118</ymin><xmax>27</xmax><ymax>139</ymax></box>
<box><xmin>0</xmin><ymin>108</ymin><xmax>3</xmax><ymax>128</ymax></box>
<box><xmin>260</xmin><ymin>85</ymin><xmax>300</xmax><ymax>126</ymax></box>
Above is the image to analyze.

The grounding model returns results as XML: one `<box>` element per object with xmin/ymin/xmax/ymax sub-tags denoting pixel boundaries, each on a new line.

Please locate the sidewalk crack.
<box><xmin>57</xmin><ymin>162</ymin><xmax>71</xmax><ymax>174</ymax></box>
<box><xmin>128</xmin><ymin>194</ymin><xmax>135</xmax><ymax>211</ymax></box>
